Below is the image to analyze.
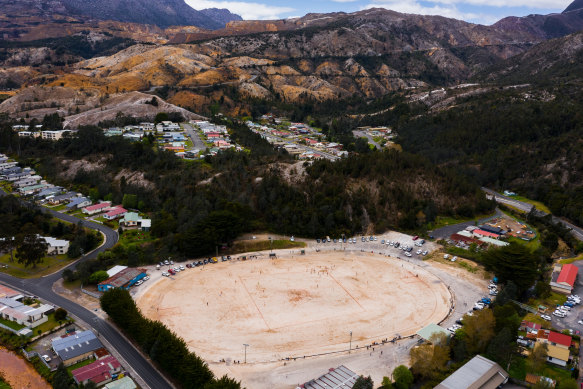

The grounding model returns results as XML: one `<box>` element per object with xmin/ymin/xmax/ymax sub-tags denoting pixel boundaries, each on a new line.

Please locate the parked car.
<box><xmin>42</xmin><ymin>355</ymin><xmax>51</xmax><ymax>362</ymax></box>
<box><xmin>156</xmin><ymin>265</ymin><xmax>161</xmax><ymax>270</ymax></box>
<box><xmin>179</xmin><ymin>265</ymin><xmax>185</xmax><ymax>271</ymax></box>
<box><xmin>186</xmin><ymin>264</ymin><xmax>192</xmax><ymax>268</ymax></box>
<box><xmin>412</xmin><ymin>236</ymin><xmax>419</xmax><ymax>241</ymax></box>
<box><xmin>405</xmin><ymin>252</ymin><xmax>412</xmax><ymax>257</ymax></box>
<box><xmin>162</xmin><ymin>272</ymin><xmax>169</xmax><ymax>277</ymax></box>
<box><xmin>541</xmin><ymin>315</ymin><xmax>551</xmax><ymax>321</ymax></box>
<box><xmin>553</xmin><ymin>311</ymin><xmax>566</xmax><ymax>318</ymax></box>
<box><xmin>381</xmin><ymin>240</ymin><xmax>385</xmax><ymax>245</ymax></box>
<box><xmin>416</xmin><ymin>250</ymin><xmax>422</xmax><ymax>255</ymax></box>
<box><xmin>143</xmin><ymin>276</ymin><xmax>150</xmax><ymax>281</ymax></box>
<box><xmin>422</xmin><ymin>251</ymin><xmax>428</xmax><ymax>256</ymax></box>
<box><xmin>134</xmin><ymin>280</ymin><xmax>143</xmax><ymax>286</ymax></box>
<box><xmin>164</xmin><ymin>260</ymin><xmax>169</xmax><ymax>265</ymax></box>
<box><xmin>444</xmin><ymin>254</ymin><xmax>449</xmax><ymax>260</ymax></box>
<box><xmin>451</xmin><ymin>256</ymin><xmax>457</xmax><ymax>262</ymax></box>
<box><xmin>578</xmin><ymin>320</ymin><xmax>583</xmax><ymax>325</ymax></box>
<box><xmin>316</xmin><ymin>239</ymin><xmax>321</xmax><ymax>243</ymax></box>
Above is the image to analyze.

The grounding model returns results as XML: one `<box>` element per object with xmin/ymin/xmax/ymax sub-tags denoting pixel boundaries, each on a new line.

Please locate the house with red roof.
<box><xmin>520</xmin><ymin>321</ymin><xmax>541</xmax><ymax>333</ymax></box>
<box><xmin>104</xmin><ymin>206</ymin><xmax>128</xmax><ymax>220</ymax></box>
<box><xmin>83</xmin><ymin>202</ymin><xmax>111</xmax><ymax>216</ymax></box>
<box><xmin>548</xmin><ymin>331</ymin><xmax>572</xmax><ymax>349</ymax></box>
<box><xmin>550</xmin><ymin>264</ymin><xmax>578</xmax><ymax>295</ymax></box>
<box><xmin>72</xmin><ymin>355</ymin><xmax>121</xmax><ymax>386</ymax></box>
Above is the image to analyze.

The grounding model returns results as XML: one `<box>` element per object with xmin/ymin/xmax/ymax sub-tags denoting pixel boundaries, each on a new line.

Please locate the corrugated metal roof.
<box><xmin>303</xmin><ymin>366</ymin><xmax>358</xmax><ymax>389</ymax></box>
<box><xmin>435</xmin><ymin>355</ymin><xmax>508</xmax><ymax>389</ymax></box>
<box><xmin>416</xmin><ymin>324</ymin><xmax>450</xmax><ymax>342</ymax></box>
<box><xmin>557</xmin><ymin>264</ymin><xmax>578</xmax><ymax>287</ymax></box>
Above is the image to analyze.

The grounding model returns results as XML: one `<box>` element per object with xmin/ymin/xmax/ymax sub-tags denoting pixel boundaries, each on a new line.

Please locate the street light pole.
<box><xmin>349</xmin><ymin>331</ymin><xmax>352</xmax><ymax>354</ymax></box>
<box><xmin>243</xmin><ymin>344</ymin><xmax>249</xmax><ymax>363</ymax></box>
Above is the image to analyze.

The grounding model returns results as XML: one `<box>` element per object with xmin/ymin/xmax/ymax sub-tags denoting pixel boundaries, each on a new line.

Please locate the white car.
<box><xmin>405</xmin><ymin>252</ymin><xmax>412</xmax><ymax>257</ymax></box>
<box><xmin>179</xmin><ymin>265</ymin><xmax>185</xmax><ymax>271</ymax></box>
<box><xmin>560</xmin><ymin>306</ymin><xmax>571</xmax><ymax>311</ymax></box>
<box><xmin>416</xmin><ymin>250</ymin><xmax>422</xmax><ymax>255</ymax></box>
<box><xmin>42</xmin><ymin>355</ymin><xmax>51</xmax><ymax>362</ymax></box>
<box><xmin>444</xmin><ymin>254</ymin><xmax>450</xmax><ymax>260</ymax></box>
<box><xmin>541</xmin><ymin>315</ymin><xmax>552</xmax><ymax>321</ymax></box>
<box><xmin>578</xmin><ymin>320</ymin><xmax>583</xmax><ymax>325</ymax></box>
<box><xmin>474</xmin><ymin>302</ymin><xmax>485</xmax><ymax>310</ymax></box>
<box><xmin>162</xmin><ymin>272</ymin><xmax>169</xmax><ymax>277</ymax></box>
<box><xmin>553</xmin><ymin>311</ymin><xmax>566</xmax><ymax>318</ymax></box>
<box><xmin>422</xmin><ymin>251</ymin><xmax>428</xmax><ymax>256</ymax></box>
<box><xmin>143</xmin><ymin>276</ymin><xmax>150</xmax><ymax>281</ymax></box>
<box><xmin>134</xmin><ymin>280</ymin><xmax>143</xmax><ymax>286</ymax></box>
<box><xmin>451</xmin><ymin>256</ymin><xmax>457</xmax><ymax>262</ymax></box>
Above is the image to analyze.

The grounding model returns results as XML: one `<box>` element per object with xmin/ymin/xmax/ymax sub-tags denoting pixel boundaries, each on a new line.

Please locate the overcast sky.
<box><xmin>185</xmin><ymin>0</ymin><xmax>572</xmax><ymax>24</ymax></box>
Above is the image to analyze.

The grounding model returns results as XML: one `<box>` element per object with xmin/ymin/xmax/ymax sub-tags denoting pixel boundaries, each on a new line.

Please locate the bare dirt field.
<box><xmin>136</xmin><ymin>250</ymin><xmax>451</xmax><ymax>365</ymax></box>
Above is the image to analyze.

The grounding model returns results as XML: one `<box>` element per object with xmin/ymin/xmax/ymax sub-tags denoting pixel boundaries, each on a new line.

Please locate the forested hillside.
<box><xmin>396</xmin><ymin>86</ymin><xmax>583</xmax><ymax>225</ymax></box>
<box><xmin>0</xmin><ymin>119</ymin><xmax>490</xmax><ymax>263</ymax></box>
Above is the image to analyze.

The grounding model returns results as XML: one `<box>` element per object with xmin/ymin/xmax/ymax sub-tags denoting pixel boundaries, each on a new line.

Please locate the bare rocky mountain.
<box><xmin>0</xmin><ymin>0</ymin><xmax>241</xmax><ymax>32</ymax></box>
<box><xmin>199</xmin><ymin>8</ymin><xmax>242</xmax><ymax>26</ymax></box>
<box><xmin>1</xmin><ymin>1</ymin><xmax>583</xmax><ymax>121</ymax></box>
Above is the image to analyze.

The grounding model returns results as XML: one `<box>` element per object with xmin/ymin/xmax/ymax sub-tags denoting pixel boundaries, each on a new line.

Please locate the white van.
<box><xmin>444</xmin><ymin>254</ymin><xmax>450</xmax><ymax>259</ymax></box>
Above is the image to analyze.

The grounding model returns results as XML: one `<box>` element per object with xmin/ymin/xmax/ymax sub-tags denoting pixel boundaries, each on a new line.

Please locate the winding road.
<box><xmin>0</xmin><ymin>191</ymin><xmax>173</xmax><ymax>389</ymax></box>
<box><xmin>482</xmin><ymin>188</ymin><xmax>583</xmax><ymax>241</ymax></box>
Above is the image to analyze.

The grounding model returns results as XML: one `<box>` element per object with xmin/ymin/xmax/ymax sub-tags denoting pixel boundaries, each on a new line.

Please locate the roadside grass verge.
<box><xmin>227</xmin><ymin>239</ymin><xmax>306</xmax><ymax>254</ymax></box>
<box><xmin>0</xmin><ymin>253</ymin><xmax>72</xmax><ymax>278</ymax></box>
<box><xmin>511</xmin><ymin>195</ymin><xmax>551</xmax><ymax>214</ymax></box>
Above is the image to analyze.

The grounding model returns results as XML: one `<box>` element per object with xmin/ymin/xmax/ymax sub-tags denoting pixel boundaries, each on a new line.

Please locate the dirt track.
<box><xmin>136</xmin><ymin>250</ymin><xmax>451</xmax><ymax>364</ymax></box>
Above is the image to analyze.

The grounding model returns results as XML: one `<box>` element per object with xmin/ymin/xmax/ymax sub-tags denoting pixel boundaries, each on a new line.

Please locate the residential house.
<box><xmin>35</xmin><ymin>187</ymin><xmax>63</xmax><ymax>200</ymax></box>
<box><xmin>0</xmin><ymin>296</ymin><xmax>52</xmax><ymax>328</ymax></box>
<box><xmin>18</xmin><ymin>183</ymin><xmax>50</xmax><ymax>195</ymax></box>
<box><xmin>104</xmin><ymin>206</ymin><xmax>128</xmax><ymax>220</ymax></box>
<box><xmin>550</xmin><ymin>264</ymin><xmax>578</xmax><ymax>295</ymax></box>
<box><xmin>120</xmin><ymin>212</ymin><xmax>140</xmax><ymax>227</ymax></box>
<box><xmin>72</xmin><ymin>355</ymin><xmax>122</xmax><ymax>386</ymax></box>
<box><xmin>97</xmin><ymin>268</ymin><xmax>147</xmax><ymax>291</ymax></box>
<box><xmin>12</xmin><ymin>176</ymin><xmax>41</xmax><ymax>188</ymax></box>
<box><xmin>434</xmin><ymin>355</ymin><xmax>509</xmax><ymax>389</ymax></box>
<box><xmin>536</xmin><ymin>330</ymin><xmax>572</xmax><ymax>367</ymax></box>
<box><xmin>66</xmin><ymin>197</ymin><xmax>92</xmax><ymax>210</ymax></box>
<box><xmin>43</xmin><ymin>237</ymin><xmax>70</xmax><ymax>255</ymax></box>
<box><xmin>52</xmin><ymin>330</ymin><xmax>103</xmax><ymax>366</ymax></box>
<box><xmin>48</xmin><ymin>192</ymin><xmax>77</xmax><ymax>205</ymax></box>
<box><xmin>520</xmin><ymin>321</ymin><xmax>542</xmax><ymax>333</ymax></box>
<box><xmin>140</xmin><ymin>219</ymin><xmax>151</xmax><ymax>232</ymax></box>
<box><xmin>83</xmin><ymin>202</ymin><xmax>112</xmax><ymax>216</ymax></box>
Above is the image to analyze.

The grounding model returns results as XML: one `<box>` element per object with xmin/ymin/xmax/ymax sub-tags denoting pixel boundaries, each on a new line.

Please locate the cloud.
<box><xmin>427</xmin><ymin>0</ymin><xmax>571</xmax><ymax>10</ymax></box>
<box><xmin>331</xmin><ymin>0</ymin><xmax>359</xmax><ymax>3</ymax></box>
<box><xmin>185</xmin><ymin>0</ymin><xmax>294</xmax><ymax>20</ymax></box>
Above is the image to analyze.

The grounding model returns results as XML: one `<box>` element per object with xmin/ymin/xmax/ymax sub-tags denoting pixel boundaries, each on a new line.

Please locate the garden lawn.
<box><xmin>0</xmin><ymin>316</ymin><xmax>25</xmax><ymax>331</ymax></box>
<box><xmin>34</xmin><ymin>313</ymin><xmax>66</xmax><ymax>335</ymax></box>
<box><xmin>66</xmin><ymin>358</ymin><xmax>95</xmax><ymax>376</ymax></box>
<box><xmin>0</xmin><ymin>253</ymin><xmax>73</xmax><ymax>278</ymax></box>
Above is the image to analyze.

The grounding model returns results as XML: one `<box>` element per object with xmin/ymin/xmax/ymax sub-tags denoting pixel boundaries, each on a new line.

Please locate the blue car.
<box><xmin>564</xmin><ymin>301</ymin><xmax>575</xmax><ymax>307</ymax></box>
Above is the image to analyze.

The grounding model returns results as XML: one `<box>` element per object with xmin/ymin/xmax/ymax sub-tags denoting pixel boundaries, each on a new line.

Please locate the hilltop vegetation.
<box><xmin>0</xmin><ymin>118</ymin><xmax>490</xmax><ymax>265</ymax></box>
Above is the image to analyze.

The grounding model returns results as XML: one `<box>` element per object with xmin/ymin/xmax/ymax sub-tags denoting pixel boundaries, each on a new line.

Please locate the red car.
<box><xmin>412</xmin><ymin>236</ymin><xmax>419</xmax><ymax>241</ymax></box>
<box><xmin>168</xmin><ymin>269</ymin><xmax>175</xmax><ymax>275</ymax></box>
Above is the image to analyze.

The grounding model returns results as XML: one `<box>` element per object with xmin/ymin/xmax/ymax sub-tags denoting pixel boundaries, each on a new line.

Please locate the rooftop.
<box><xmin>72</xmin><ymin>355</ymin><xmax>120</xmax><ymax>383</ymax></box>
<box><xmin>548</xmin><ymin>331</ymin><xmax>572</xmax><ymax>348</ymax></box>
<box><xmin>417</xmin><ymin>324</ymin><xmax>450</xmax><ymax>342</ymax></box>
<box><xmin>435</xmin><ymin>355</ymin><xmax>508</xmax><ymax>389</ymax></box>
<box><xmin>302</xmin><ymin>365</ymin><xmax>358</xmax><ymax>389</ymax></box>
<box><xmin>99</xmin><ymin>268</ymin><xmax>146</xmax><ymax>289</ymax></box>
<box><xmin>557</xmin><ymin>264</ymin><xmax>578</xmax><ymax>287</ymax></box>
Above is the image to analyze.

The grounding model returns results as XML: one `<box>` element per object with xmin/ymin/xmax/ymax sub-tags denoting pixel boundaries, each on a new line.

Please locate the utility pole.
<box><xmin>243</xmin><ymin>344</ymin><xmax>249</xmax><ymax>363</ymax></box>
<box><xmin>349</xmin><ymin>331</ymin><xmax>352</xmax><ymax>354</ymax></box>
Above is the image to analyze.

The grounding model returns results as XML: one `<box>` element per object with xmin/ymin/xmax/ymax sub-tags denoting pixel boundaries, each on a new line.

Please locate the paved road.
<box><xmin>430</xmin><ymin>208</ymin><xmax>503</xmax><ymax>240</ymax></box>
<box><xmin>0</xmin><ymin>191</ymin><xmax>173</xmax><ymax>389</ymax></box>
<box><xmin>482</xmin><ymin>188</ymin><xmax>583</xmax><ymax>241</ymax></box>
<box><xmin>352</xmin><ymin>130</ymin><xmax>381</xmax><ymax>150</ymax></box>
<box><xmin>182</xmin><ymin>122</ymin><xmax>207</xmax><ymax>152</ymax></box>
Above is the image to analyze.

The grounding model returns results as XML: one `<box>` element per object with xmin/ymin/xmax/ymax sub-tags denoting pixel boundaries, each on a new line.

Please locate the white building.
<box><xmin>41</xmin><ymin>130</ymin><xmax>71</xmax><ymax>141</ymax></box>
<box><xmin>43</xmin><ymin>237</ymin><xmax>70</xmax><ymax>255</ymax></box>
